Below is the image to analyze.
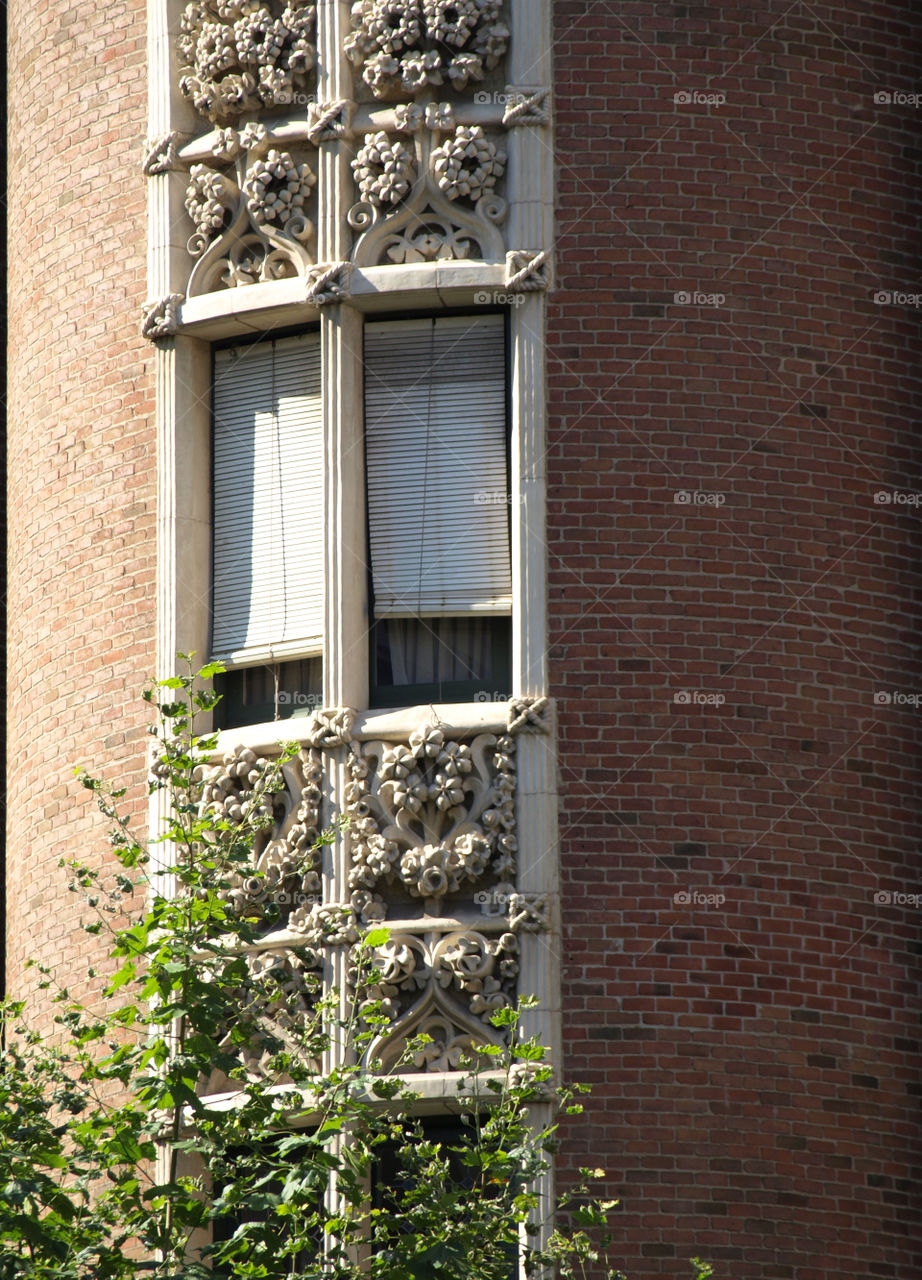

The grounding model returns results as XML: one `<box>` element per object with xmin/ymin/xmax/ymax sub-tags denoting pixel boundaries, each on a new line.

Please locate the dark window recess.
<box><xmin>370</xmin><ymin>616</ymin><xmax>511</xmax><ymax>709</ymax></box>
<box><xmin>214</xmin><ymin>657</ymin><xmax>323</xmax><ymax>729</ymax></box>
<box><xmin>371</xmin><ymin>1115</ymin><xmax>518</xmax><ymax>1280</ymax></box>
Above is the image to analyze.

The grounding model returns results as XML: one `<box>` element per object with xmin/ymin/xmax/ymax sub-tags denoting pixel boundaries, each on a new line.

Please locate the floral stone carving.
<box><xmin>197</xmin><ymin>745</ymin><xmax>323</xmax><ymax>932</ymax></box>
<box><xmin>349</xmin><ymin>117</ymin><xmax>506</xmax><ymax>266</ymax></box>
<box><xmin>177</xmin><ymin>0</ymin><xmax>317</xmax><ymax>125</ymax></box>
<box><xmin>346</xmin><ymin>725</ymin><xmax>516</xmax><ymax>912</ymax></box>
<box><xmin>352</xmin><ymin>929</ymin><xmax>519</xmax><ymax>1071</ymax></box>
<box><xmin>345</xmin><ymin>0</ymin><xmax>508</xmax><ymax>98</ymax></box>
<box><xmin>183</xmin><ymin>130</ymin><xmax>317</xmax><ymax>295</ymax></box>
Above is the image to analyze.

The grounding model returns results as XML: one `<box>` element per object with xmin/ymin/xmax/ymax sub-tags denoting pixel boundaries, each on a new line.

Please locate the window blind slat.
<box><xmin>365</xmin><ymin>315</ymin><xmax>512</xmax><ymax>618</ymax></box>
<box><xmin>212</xmin><ymin>334</ymin><xmax>324</xmax><ymax>659</ymax></box>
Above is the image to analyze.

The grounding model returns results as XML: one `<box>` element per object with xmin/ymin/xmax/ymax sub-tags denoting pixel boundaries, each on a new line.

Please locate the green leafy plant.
<box><xmin>0</xmin><ymin>661</ymin><xmax>713</xmax><ymax>1280</ymax></box>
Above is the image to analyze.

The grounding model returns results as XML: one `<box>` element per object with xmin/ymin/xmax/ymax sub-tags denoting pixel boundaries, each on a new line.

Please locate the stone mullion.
<box><xmin>506</xmin><ymin>6</ymin><xmax>558</xmax><ymax>1274</ymax></box>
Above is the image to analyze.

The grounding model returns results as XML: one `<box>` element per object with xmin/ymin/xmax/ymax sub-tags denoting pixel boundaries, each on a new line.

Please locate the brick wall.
<box><xmin>550</xmin><ymin>3</ymin><xmax>922</xmax><ymax>1276</ymax></box>
<box><xmin>5</xmin><ymin>0</ymin><xmax>155</xmax><ymax>1016</ymax></box>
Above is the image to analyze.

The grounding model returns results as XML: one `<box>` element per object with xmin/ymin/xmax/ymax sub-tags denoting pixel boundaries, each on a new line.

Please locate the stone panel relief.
<box><xmin>144</xmin><ymin>0</ymin><xmax>552</xmax><ymax>319</ymax></box>
<box><xmin>195</xmin><ymin>705</ymin><xmax>550</xmax><ymax>1074</ymax></box>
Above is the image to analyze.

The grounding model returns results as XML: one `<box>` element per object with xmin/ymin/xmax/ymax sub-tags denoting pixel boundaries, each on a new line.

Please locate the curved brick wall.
<box><xmin>6</xmin><ymin>0</ymin><xmax>155</xmax><ymax>1014</ymax></box>
<box><xmin>550</xmin><ymin>3</ymin><xmax>922</xmax><ymax>1276</ymax></box>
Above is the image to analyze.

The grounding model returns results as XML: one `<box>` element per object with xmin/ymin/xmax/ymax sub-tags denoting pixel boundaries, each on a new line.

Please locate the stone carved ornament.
<box><xmin>345</xmin><ymin>0</ymin><xmax>508</xmax><ymax>98</ymax></box>
<box><xmin>349</xmin><ymin>111</ymin><xmax>506</xmax><ymax>265</ymax></box>
<box><xmin>183</xmin><ymin>126</ymin><xmax>317</xmax><ymax>293</ymax></box>
<box><xmin>197</xmin><ymin>745</ymin><xmax>324</xmax><ymax>932</ymax></box>
<box><xmin>350</xmin><ymin>929</ymin><xmax>519</xmax><ymax>1071</ymax></box>
<box><xmin>177</xmin><ymin>0</ymin><xmax>317</xmax><ymax>125</ymax></box>
<box><xmin>345</xmin><ymin>725</ymin><xmax>517</xmax><ymax>914</ymax></box>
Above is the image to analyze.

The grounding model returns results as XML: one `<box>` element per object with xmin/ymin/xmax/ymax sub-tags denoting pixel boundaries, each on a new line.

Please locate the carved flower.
<box><xmin>243</xmin><ymin>148</ymin><xmax>316</xmax><ymax>229</ymax></box>
<box><xmin>425</xmin><ymin>100</ymin><xmax>454</xmax><ymax>130</ymax></box>
<box><xmin>410</xmin><ymin>726</ymin><xmax>444</xmax><ymax>759</ymax></box>
<box><xmin>355</xmin><ymin>0</ymin><xmax>423</xmax><ymax>53</ymax></box>
<box><xmin>399</xmin><ymin>48</ymin><xmax>443</xmax><ymax>89</ymax></box>
<box><xmin>436</xmin><ymin>741</ymin><xmax>473</xmax><ymax>775</ymax></box>
<box><xmin>394</xmin><ymin>102</ymin><xmax>424</xmax><ymax>133</ymax></box>
<box><xmin>345</xmin><ymin>0</ymin><xmax>507</xmax><ymax>98</ymax></box>
<box><xmin>362</xmin><ymin>51</ymin><xmax>400</xmax><ymax>93</ymax></box>
<box><xmin>352</xmin><ymin>132</ymin><xmax>416</xmax><ymax>208</ymax></box>
<box><xmin>422</xmin><ymin>0</ymin><xmax>479</xmax><ymax>47</ymax></box>
<box><xmin>431</xmin><ymin>771</ymin><xmax>465</xmax><ymax>811</ymax></box>
<box><xmin>444</xmin><ymin>50</ymin><xmax>483</xmax><ymax>89</ymax></box>
<box><xmin>389</xmin><ymin>771</ymin><xmax>428</xmax><ymax>814</ymax></box>
<box><xmin>431</xmin><ymin>125</ymin><xmax>505</xmax><ymax>203</ymax></box>
<box><xmin>185</xmin><ymin>164</ymin><xmax>237</xmax><ymax>242</ymax></box>
<box><xmin>177</xmin><ymin>0</ymin><xmax>317</xmax><ymax>123</ymax></box>
<box><xmin>380</xmin><ymin>744</ymin><xmax>418</xmax><ymax>780</ymax></box>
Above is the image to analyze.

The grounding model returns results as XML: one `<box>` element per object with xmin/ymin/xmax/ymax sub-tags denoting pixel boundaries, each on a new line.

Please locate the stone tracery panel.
<box><xmin>198</xmin><ymin>707</ymin><xmax>549</xmax><ymax>1075</ymax></box>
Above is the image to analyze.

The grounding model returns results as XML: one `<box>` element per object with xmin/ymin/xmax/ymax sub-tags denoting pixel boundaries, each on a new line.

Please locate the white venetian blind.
<box><xmin>364</xmin><ymin>314</ymin><xmax>512</xmax><ymax>617</ymax></box>
<box><xmin>211</xmin><ymin>333</ymin><xmax>323</xmax><ymax>662</ymax></box>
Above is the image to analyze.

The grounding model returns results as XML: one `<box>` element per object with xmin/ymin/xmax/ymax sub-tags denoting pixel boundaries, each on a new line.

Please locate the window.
<box><xmin>364</xmin><ymin>314</ymin><xmax>513</xmax><ymax>707</ymax></box>
<box><xmin>210</xmin><ymin>331</ymin><xmax>323</xmax><ymax>726</ymax></box>
<box><xmin>209</xmin><ymin>313</ymin><xmax>515</xmax><ymax>724</ymax></box>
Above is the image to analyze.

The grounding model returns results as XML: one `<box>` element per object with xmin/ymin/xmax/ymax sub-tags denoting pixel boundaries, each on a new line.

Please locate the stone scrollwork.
<box><xmin>346</xmin><ymin>724</ymin><xmax>517</xmax><ymax>911</ymax></box>
<box><xmin>197</xmin><ymin>745</ymin><xmax>324</xmax><ymax>933</ymax></box>
<box><xmin>177</xmin><ymin>0</ymin><xmax>317</xmax><ymax>125</ymax></box>
<box><xmin>352</xmin><ymin>929</ymin><xmax>518</xmax><ymax>1070</ymax></box>
<box><xmin>344</xmin><ymin>0</ymin><xmax>508</xmax><ymax>99</ymax></box>
<box><xmin>183</xmin><ymin>132</ymin><xmax>317</xmax><ymax>295</ymax></box>
<box><xmin>218</xmin><ymin>946</ymin><xmax>323</xmax><ymax>1080</ymax></box>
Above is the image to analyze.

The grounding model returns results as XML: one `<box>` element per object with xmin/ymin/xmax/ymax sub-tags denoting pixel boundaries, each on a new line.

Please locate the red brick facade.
<box><xmin>5</xmin><ymin>0</ymin><xmax>922</xmax><ymax>1274</ymax></box>
<box><xmin>550</xmin><ymin>3</ymin><xmax>922</xmax><ymax>1275</ymax></box>
<box><xmin>5</xmin><ymin>0</ymin><xmax>155</xmax><ymax>1013</ymax></box>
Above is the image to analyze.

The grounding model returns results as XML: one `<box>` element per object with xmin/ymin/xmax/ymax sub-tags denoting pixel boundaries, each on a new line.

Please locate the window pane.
<box><xmin>371</xmin><ymin>617</ymin><xmax>510</xmax><ymax>708</ymax></box>
<box><xmin>214</xmin><ymin>657</ymin><xmax>323</xmax><ymax>729</ymax></box>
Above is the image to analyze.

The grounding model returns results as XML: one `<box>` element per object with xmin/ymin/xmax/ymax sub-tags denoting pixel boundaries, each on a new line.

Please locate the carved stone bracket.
<box><xmin>306</xmin><ymin>705</ymin><xmax>356</xmax><ymax>748</ymax></box>
<box><xmin>304</xmin><ymin>262</ymin><xmax>353</xmax><ymax>305</ymax></box>
<box><xmin>507</xmin><ymin>893</ymin><xmax>551</xmax><ymax>933</ymax></box>
<box><xmin>502</xmin><ymin>87</ymin><xmax>551</xmax><ymax>127</ymax></box>
<box><xmin>141</xmin><ymin>294</ymin><xmax>184</xmax><ymax>341</ymax></box>
<box><xmin>142</xmin><ymin>131</ymin><xmax>189</xmax><ymax>175</ymax></box>
<box><xmin>307</xmin><ymin>98</ymin><xmax>356</xmax><ymax>144</ymax></box>
<box><xmin>505</xmin><ymin>249</ymin><xmax>549</xmax><ymax>292</ymax></box>
<box><xmin>507</xmin><ymin>696</ymin><xmax>552</xmax><ymax>735</ymax></box>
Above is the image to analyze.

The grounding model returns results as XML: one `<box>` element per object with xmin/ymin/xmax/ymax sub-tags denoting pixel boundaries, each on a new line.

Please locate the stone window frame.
<box><xmin>145</xmin><ymin>0</ymin><xmax>558</xmax><ymax>1269</ymax></box>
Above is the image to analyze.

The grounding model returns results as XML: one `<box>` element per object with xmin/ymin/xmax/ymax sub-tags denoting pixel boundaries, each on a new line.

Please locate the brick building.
<box><xmin>5</xmin><ymin>2</ymin><xmax>921</xmax><ymax>1277</ymax></box>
